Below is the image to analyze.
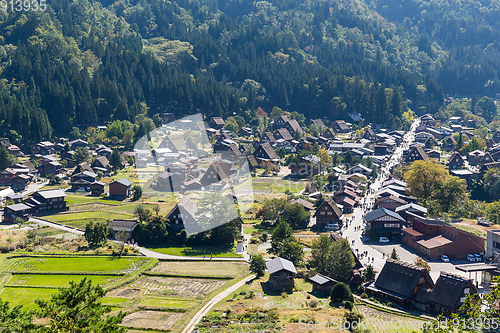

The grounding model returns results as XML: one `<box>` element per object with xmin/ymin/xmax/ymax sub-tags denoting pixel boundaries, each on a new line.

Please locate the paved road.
<box><xmin>342</xmin><ymin>117</ymin><xmax>421</xmax><ymax>275</ymax></box>
<box><xmin>21</xmin><ymin>180</ymin><xmax>49</xmax><ymax>196</ymax></box>
<box><xmin>181</xmin><ymin>274</ymin><xmax>257</xmax><ymax>333</ymax></box>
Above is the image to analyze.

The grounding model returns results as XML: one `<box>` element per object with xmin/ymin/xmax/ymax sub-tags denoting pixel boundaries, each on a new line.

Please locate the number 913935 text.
<box><xmin>0</xmin><ymin>0</ymin><xmax>46</xmax><ymax>11</ymax></box>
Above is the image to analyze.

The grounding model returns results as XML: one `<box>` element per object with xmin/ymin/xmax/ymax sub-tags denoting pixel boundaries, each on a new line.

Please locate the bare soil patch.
<box><xmin>122</xmin><ymin>310</ymin><xmax>183</xmax><ymax>330</ymax></box>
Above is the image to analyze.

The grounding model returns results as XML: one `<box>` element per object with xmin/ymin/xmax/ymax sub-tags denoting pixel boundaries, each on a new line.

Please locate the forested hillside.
<box><xmin>0</xmin><ymin>0</ymin><xmax>497</xmax><ymax>145</ymax></box>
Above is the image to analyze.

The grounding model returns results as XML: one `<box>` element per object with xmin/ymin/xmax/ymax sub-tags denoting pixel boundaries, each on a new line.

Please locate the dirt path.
<box><xmin>181</xmin><ymin>273</ymin><xmax>257</xmax><ymax>333</ymax></box>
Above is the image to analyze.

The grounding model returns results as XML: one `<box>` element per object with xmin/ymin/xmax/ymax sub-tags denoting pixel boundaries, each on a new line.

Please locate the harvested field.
<box><xmin>131</xmin><ymin>276</ymin><xmax>225</xmax><ymax>298</ymax></box>
<box><xmin>121</xmin><ymin>310</ymin><xmax>184</xmax><ymax>330</ymax></box>
<box><xmin>151</xmin><ymin>261</ymin><xmax>249</xmax><ymax>278</ymax></box>
<box><xmin>106</xmin><ymin>287</ymin><xmax>142</xmax><ymax>298</ymax></box>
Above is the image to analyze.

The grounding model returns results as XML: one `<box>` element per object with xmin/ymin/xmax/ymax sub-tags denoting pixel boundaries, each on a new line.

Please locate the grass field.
<box><xmin>6</xmin><ymin>274</ymin><xmax>120</xmax><ymax>288</ymax></box>
<box><xmin>0</xmin><ymin>287</ymin><xmax>55</xmax><ymax>310</ymax></box>
<box><xmin>146</xmin><ymin>245</ymin><xmax>242</xmax><ymax>258</ymax></box>
<box><xmin>151</xmin><ymin>261</ymin><xmax>249</xmax><ymax>278</ymax></box>
<box><xmin>5</xmin><ymin>256</ymin><xmax>152</xmax><ymax>274</ymax></box>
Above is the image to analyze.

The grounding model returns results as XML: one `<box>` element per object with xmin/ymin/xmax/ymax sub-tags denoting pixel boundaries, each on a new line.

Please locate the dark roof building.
<box><xmin>366</xmin><ymin>259</ymin><xmax>434</xmax><ymax>308</ymax></box>
<box><xmin>426</xmin><ymin>272</ymin><xmax>477</xmax><ymax>316</ymax></box>
<box><xmin>313</xmin><ymin>197</ymin><xmax>343</xmax><ymax>226</ymax></box>
<box><xmin>266</xmin><ymin>257</ymin><xmax>297</xmax><ymax>290</ymax></box>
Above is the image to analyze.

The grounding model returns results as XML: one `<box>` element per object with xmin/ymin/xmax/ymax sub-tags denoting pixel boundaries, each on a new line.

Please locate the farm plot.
<box><xmin>131</xmin><ymin>276</ymin><xmax>225</xmax><ymax>298</ymax></box>
<box><xmin>6</xmin><ymin>274</ymin><xmax>119</xmax><ymax>288</ymax></box>
<box><xmin>5</xmin><ymin>256</ymin><xmax>152</xmax><ymax>274</ymax></box>
<box><xmin>151</xmin><ymin>261</ymin><xmax>249</xmax><ymax>279</ymax></box>
<box><xmin>0</xmin><ymin>287</ymin><xmax>54</xmax><ymax>310</ymax></box>
<box><xmin>121</xmin><ymin>310</ymin><xmax>184</xmax><ymax>331</ymax></box>
<box><xmin>138</xmin><ymin>297</ymin><xmax>197</xmax><ymax>310</ymax></box>
<box><xmin>357</xmin><ymin>305</ymin><xmax>429</xmax><ymax>333</ymax></box>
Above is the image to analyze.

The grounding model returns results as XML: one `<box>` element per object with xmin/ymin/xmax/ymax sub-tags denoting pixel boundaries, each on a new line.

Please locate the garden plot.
<box><xmin>107</xmin><ymin>287</ymin><xmax>142</xmax><ymax>298</ymax></box>
<box><xmin>121</xmin><ymin>310</ymin><xmax>184</xmax><ymax>331</ymax></box>
<box><xmin>132</xmin><ymin>276</ymin><xmax>225</xmax><ymax>298</ymax></box>
<box><xmin>6</xmin><ymin>274</ymin><xmax>119</xmax><ymax>288</ymax></box>
<box><xmin>5</xmin><ymin>256</ymin><xmax>152</xmax><ymax>274</ymax></box>
<box><xmin>151</xmin><ymin>261</ymin><xmax>249</xmax><ymax>278</ymax></box>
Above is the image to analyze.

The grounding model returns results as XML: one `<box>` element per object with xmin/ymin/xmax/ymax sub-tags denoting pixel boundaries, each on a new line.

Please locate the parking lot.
<box><xmin>370</xmin><ymin>243</ymin><xmax>483</xmax><ymax>283</ymax></box>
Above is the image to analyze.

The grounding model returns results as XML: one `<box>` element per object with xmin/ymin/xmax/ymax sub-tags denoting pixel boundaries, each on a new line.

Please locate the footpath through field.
<box><xmin>181</xmin><ymin>274</ymin><xmax>257</xmax><ymax>333</ymax></box>
<box><xmin>29</xmin><ymin>217</ymin><xmax>250</xmax><ymax>261</ymax></box>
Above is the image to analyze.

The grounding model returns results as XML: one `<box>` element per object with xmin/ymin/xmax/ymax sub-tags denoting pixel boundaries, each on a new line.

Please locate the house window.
<box><xmin>320</xmin><ymin>212</ymin><xmax>325</xmax><ymax>215</ymax></box>
<box><xmin>327</xmin><ymin>212</ymin><xmax>332</xmax><ymax>216</ymax></box>
<box><xmin>419</xmin><ymin>277</ymin><xmax>425</xmax><ymax>284</ymax></box>
<box><xmin>460</xmin><ymin>297</ymin><xmax>466</xmax><ymax>303</ymax></box>
<box><xmin>464</xmin><ymin>288</ymin><xmax>470</xmax><ymax>294</ymax></box>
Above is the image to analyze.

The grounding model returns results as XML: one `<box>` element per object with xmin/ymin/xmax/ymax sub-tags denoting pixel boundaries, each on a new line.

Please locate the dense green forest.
<box><xmin>0</xmin><ymin>0</ymin><xmax>497</xmax><ymax>145</ymax></box>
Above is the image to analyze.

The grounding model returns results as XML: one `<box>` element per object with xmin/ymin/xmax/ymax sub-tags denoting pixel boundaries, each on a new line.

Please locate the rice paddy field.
<box><xmin>0</xmin><ymin>255</ymin><xmax>250</xmax><ymax>332</ymax></box>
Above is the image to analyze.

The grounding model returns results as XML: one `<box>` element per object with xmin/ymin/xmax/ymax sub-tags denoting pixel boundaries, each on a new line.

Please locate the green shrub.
<box><xmin>343</xmin><ymin>300</ymin><xmax>354</xmax><ymax>310</ymax></box>
<box><xmin>281</xmin><ymin>292</ymin><xmax>288</xmax><ymax>298</ymax></box>
<box><xmin>369</xmin><ymin>297</ymin><xmax>375</xmax><ymax>302</ymax></box>
<box><xmin>309</xmin><ymin>300</ymin><xmax>318</xmax><ymax>308</ymax></box>
<box><xmin>239</xmin><ymin>290</ymin><xmax>247</xmax><ymax>296</ymax></box>
<box><xmin>361</xmin><ymin>293</ymin><xmax>368</xmax><ymax>299</ymax></box>
<box><xmin>289</xmin><ymin>316</ymin><xmax>300</xmax><ymax>323</ymax></box>
<box><xmin>250</xmin><ymin>237</ymin><xmax>259</xmax><ymax>244</ymax></box>
<box><xmin>330</xmin><ymin>282</ymin><xmax>354</xmax><ymax>303</ymax></box>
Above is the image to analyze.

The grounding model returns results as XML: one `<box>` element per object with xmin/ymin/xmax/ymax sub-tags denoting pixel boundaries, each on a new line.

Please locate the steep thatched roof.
<box><xmin>427</xmin><ymin>272</ymin><xmax>476</xmax><ymax>310</ymax></box>
<box><xmin>373</xmin><ymin>259</ymin><xmax>433</xmax><ymax>298</ymax></box>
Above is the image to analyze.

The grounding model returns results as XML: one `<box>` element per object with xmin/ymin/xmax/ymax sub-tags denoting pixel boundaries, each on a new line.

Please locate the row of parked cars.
<box><xmin>440</xmin><ymin>254</ymin><xmax>482</xmax><ymax>262</ymax></box>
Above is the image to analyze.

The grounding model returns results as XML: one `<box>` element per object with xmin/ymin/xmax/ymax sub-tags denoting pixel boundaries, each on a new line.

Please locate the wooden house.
<box><xmin>109</xmin><ymin>179</ymin><xmax>133</xmax><ymax>199</ymax></box>
<box><xmin>266</xmin><ymin>257</ymin><xmax>297</xmax><ymax>291</ymax></box>
<box><xmin>200</xmin><ymin>162</ymin><xmax>227</xmax><ymax>188</ymax></box>
<box><xmin>309</xmin><ymin>119</ymin><xmax>326</xmax><ymax>128</ymax></box>
<box><xmin>26</xmin><ymin>190</ymin><xmax>67</xmax><ymax>213</ymax></box>
<box><xmin>366</xmin><ymin>259</ymin><xmax>434</xmax><ymax>308</ymax></box>
<box><xmin>253</xmin><ymin>142</ymin><xmax>280</xmax><ymax>166</ymax></box>
<box><xmin>109</xmin><ymin>220</ymin><xmax>138</xmax><ymax>240</ymax></box>
<box><xmin>166</xmin><ymin>196</ymin><xmax>199</xmax><ymax>233</ymax></box>
<box><xmin>405</xmin><ymin>145</ymin><xmax>429</xmax><ymax>163</ymax></box>
<box><xmin>309</xmin><ymin>274</ymin><xmax>337</xmax><ymax>294</ymax></box>
<box><xmin>377</xmin><ymin>195</ymin><xmax>407</xmax><ymax>211</ymax></box>
<box><xmin>364</xmin><ymin>207</ymin><xmax>405</xmax><ymax>238</ymax></box>
<box><xmin>90</xmin><ymin>181</ymin><xmax>105</xmax><ymax>196</ymax></box>
<box><xmin>426</xmin><ymin>272</ymin><xmax>477</xmax><ymax>316</ymax></box>
<box><xmin>313</xmin><ymin>197</ymin><xmax>343</xmax><ymax>227</ymax></box>
<box><xmin>331</xmin><ymin>120</ymin><xmax>350</xmax><ymax>133</ymax></box>
<box><xmin>3</xmin><ymin>203</ymin><xmax>32</xmax><ymax>223</ymax></box>
<box><xmin>448</xmin><ymin>152</ymin><xmax>465</xmax><ymax>169</ymax></box>
<box><xmin>11</xmin><ymin>174</ymin><xmax>31</xmax><ymax>192</ymax></box>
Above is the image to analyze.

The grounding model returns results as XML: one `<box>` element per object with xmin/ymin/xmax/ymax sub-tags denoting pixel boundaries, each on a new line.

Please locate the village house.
<box><xmin>331</xmin><ymin>120</ymin><xmax>350</xmax><ymax>133</ymax></box>
<box><xmin>313</xmin><ymin>197</ymin><xmax>343</xmax><ymax>227</ymax></box>
<box><xmin>166</xmin><ymin>196</ymin><xmax>199</xmax><ymax>233</ymax></box>
<box><xmin>273</xmin><ymin>128</ymin><xmax>293</xmax><ymax>141</ymax></box>
<box><xmin>3</xmin><ymin>203</ymin><xmax>32</xmax><ymax>223</ymax></box>
<box><xmin>200</xmin><ymin>162</ymin><xmax>228</xmax><ymax>188</ymax></box>
<box><xmin>377</xmin><ymin>195</ymin><xmax>407</xmax><ymax>211</ymax></box>
<box><xmin>364</xmin><ymin>208</ymin><xmax>406</xmax><ymax>238</ymax></box>
<box><xmin>108</xmin><ymin>220</ymin><xmax>139</xmax><ymax>240</ymax></box>
<box><xmin>91</xmin><ymin>156</ymin><xmax>112</xmax><ymax>174</ymax></box>
<box><xmin>426</xmin><ymin>272</ymin><xmax>477</xmax><ymax>316</ymax></box>
<box><xmin>273</xmin><ymin>115</ymin><xmax>291</xmax><ymax>130</ymax></box>
<box><xmin>395</xmin><ymin>203</ymin><xmax>427</xmax><ymax>221</ymax></box>
<box><xmin>208</xmin><ymin>117</ymin><xmax>225</xmax><ymax>129</ymax></box>
<box><xmin>155</xmin><ymin>171</ymin><xmax>185</xmax><ymax>192</ymax></box>
<box><xmin>0</xmin><ymin>168</ymin><xmax>16</xmax><ymax>186</ymax></box>
<box><xmin>266</xmin><ymin>257</ymin><xmax>297</xmax><ymax>291</ymax></box>
<box><xmin>90</xmin><ymin>181</ymin><xmax>105</xmax><ymax>196</ymax></box>
<box><xmin>309</xmin><ymin>274</ymin><xmax>337</xmax><ymax>295</ymax></box>
<box><xmin>109</xmin><ymin>179</ymin><xmax>133</xmax><ymax>199</ymax></box>
<box><xmin>11</xmin><ymin>174</ymin><xmax>31</xmax><ymax>192</ymax></box>
<box><xmin>448</xmin><ymin>152</ymin><xmax>465</xmax><ymax>169</ymax></box>
<box><xmin>71</xmin><ymin>171</ymin><xmax>97</xmax><ymax>192</ymax></box>
<box><xmin>366</xmin><ymin>259</ymin><xmax>434</xmax><ymax>309</ymax></box>
<box><xmin>253</xmin><ymin>142</ymin><xmax>280</xmax><ymax>167</ymax></box>
<box><xmin>404</xmin><ymin>145</ymin><xmax>429</xmax><ymax>163</ymax></box>
<box><xmin>25</xmin><ymin>189</ymin><xmax>67</xmax><ymax>213</ymax></box>
<box><xmin>309</xmin><ymin>119</ymin><xmax>326</xmax><ymax>128</ymax></box>
<box><xmin>69</xmin><ymin>139</ymin><xmax>89</xmax><ymax>150</ymax></box>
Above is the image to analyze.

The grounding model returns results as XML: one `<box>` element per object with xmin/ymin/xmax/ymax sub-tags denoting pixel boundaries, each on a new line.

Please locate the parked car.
<box><xmin>379</xmin><ymin>237</ymin><xmax>390</xmax><ymax>243</ymax></box>
<box><xmin>440</xmin><ymin>255</ymin><xmax>450</xmax><ymax>263</ymax></box>
<box><xmin>474</xmin><ymin>254</ymin><xmax>482</xmax><ymax>262</ymax></box>
<box><xmin>467</xmin><ymin>254</ymin><xmax>476</xmax><ymax>262</ymax></box>
<box><xmin>324</xmin><ymin>224</ymin><xmax>339</xmax><ymax>231</ymax></box>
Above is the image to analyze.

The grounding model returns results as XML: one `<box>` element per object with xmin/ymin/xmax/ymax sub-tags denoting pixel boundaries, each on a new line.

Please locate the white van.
<box><xmin>379</xmin><ymin>237</ymin><xmax>390</xmax><ymax>243</ymax></box>
<box><xmin>325</xmin><ymin>224</ymin><xmax>339</xmax><ymax>231</ymax></box>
